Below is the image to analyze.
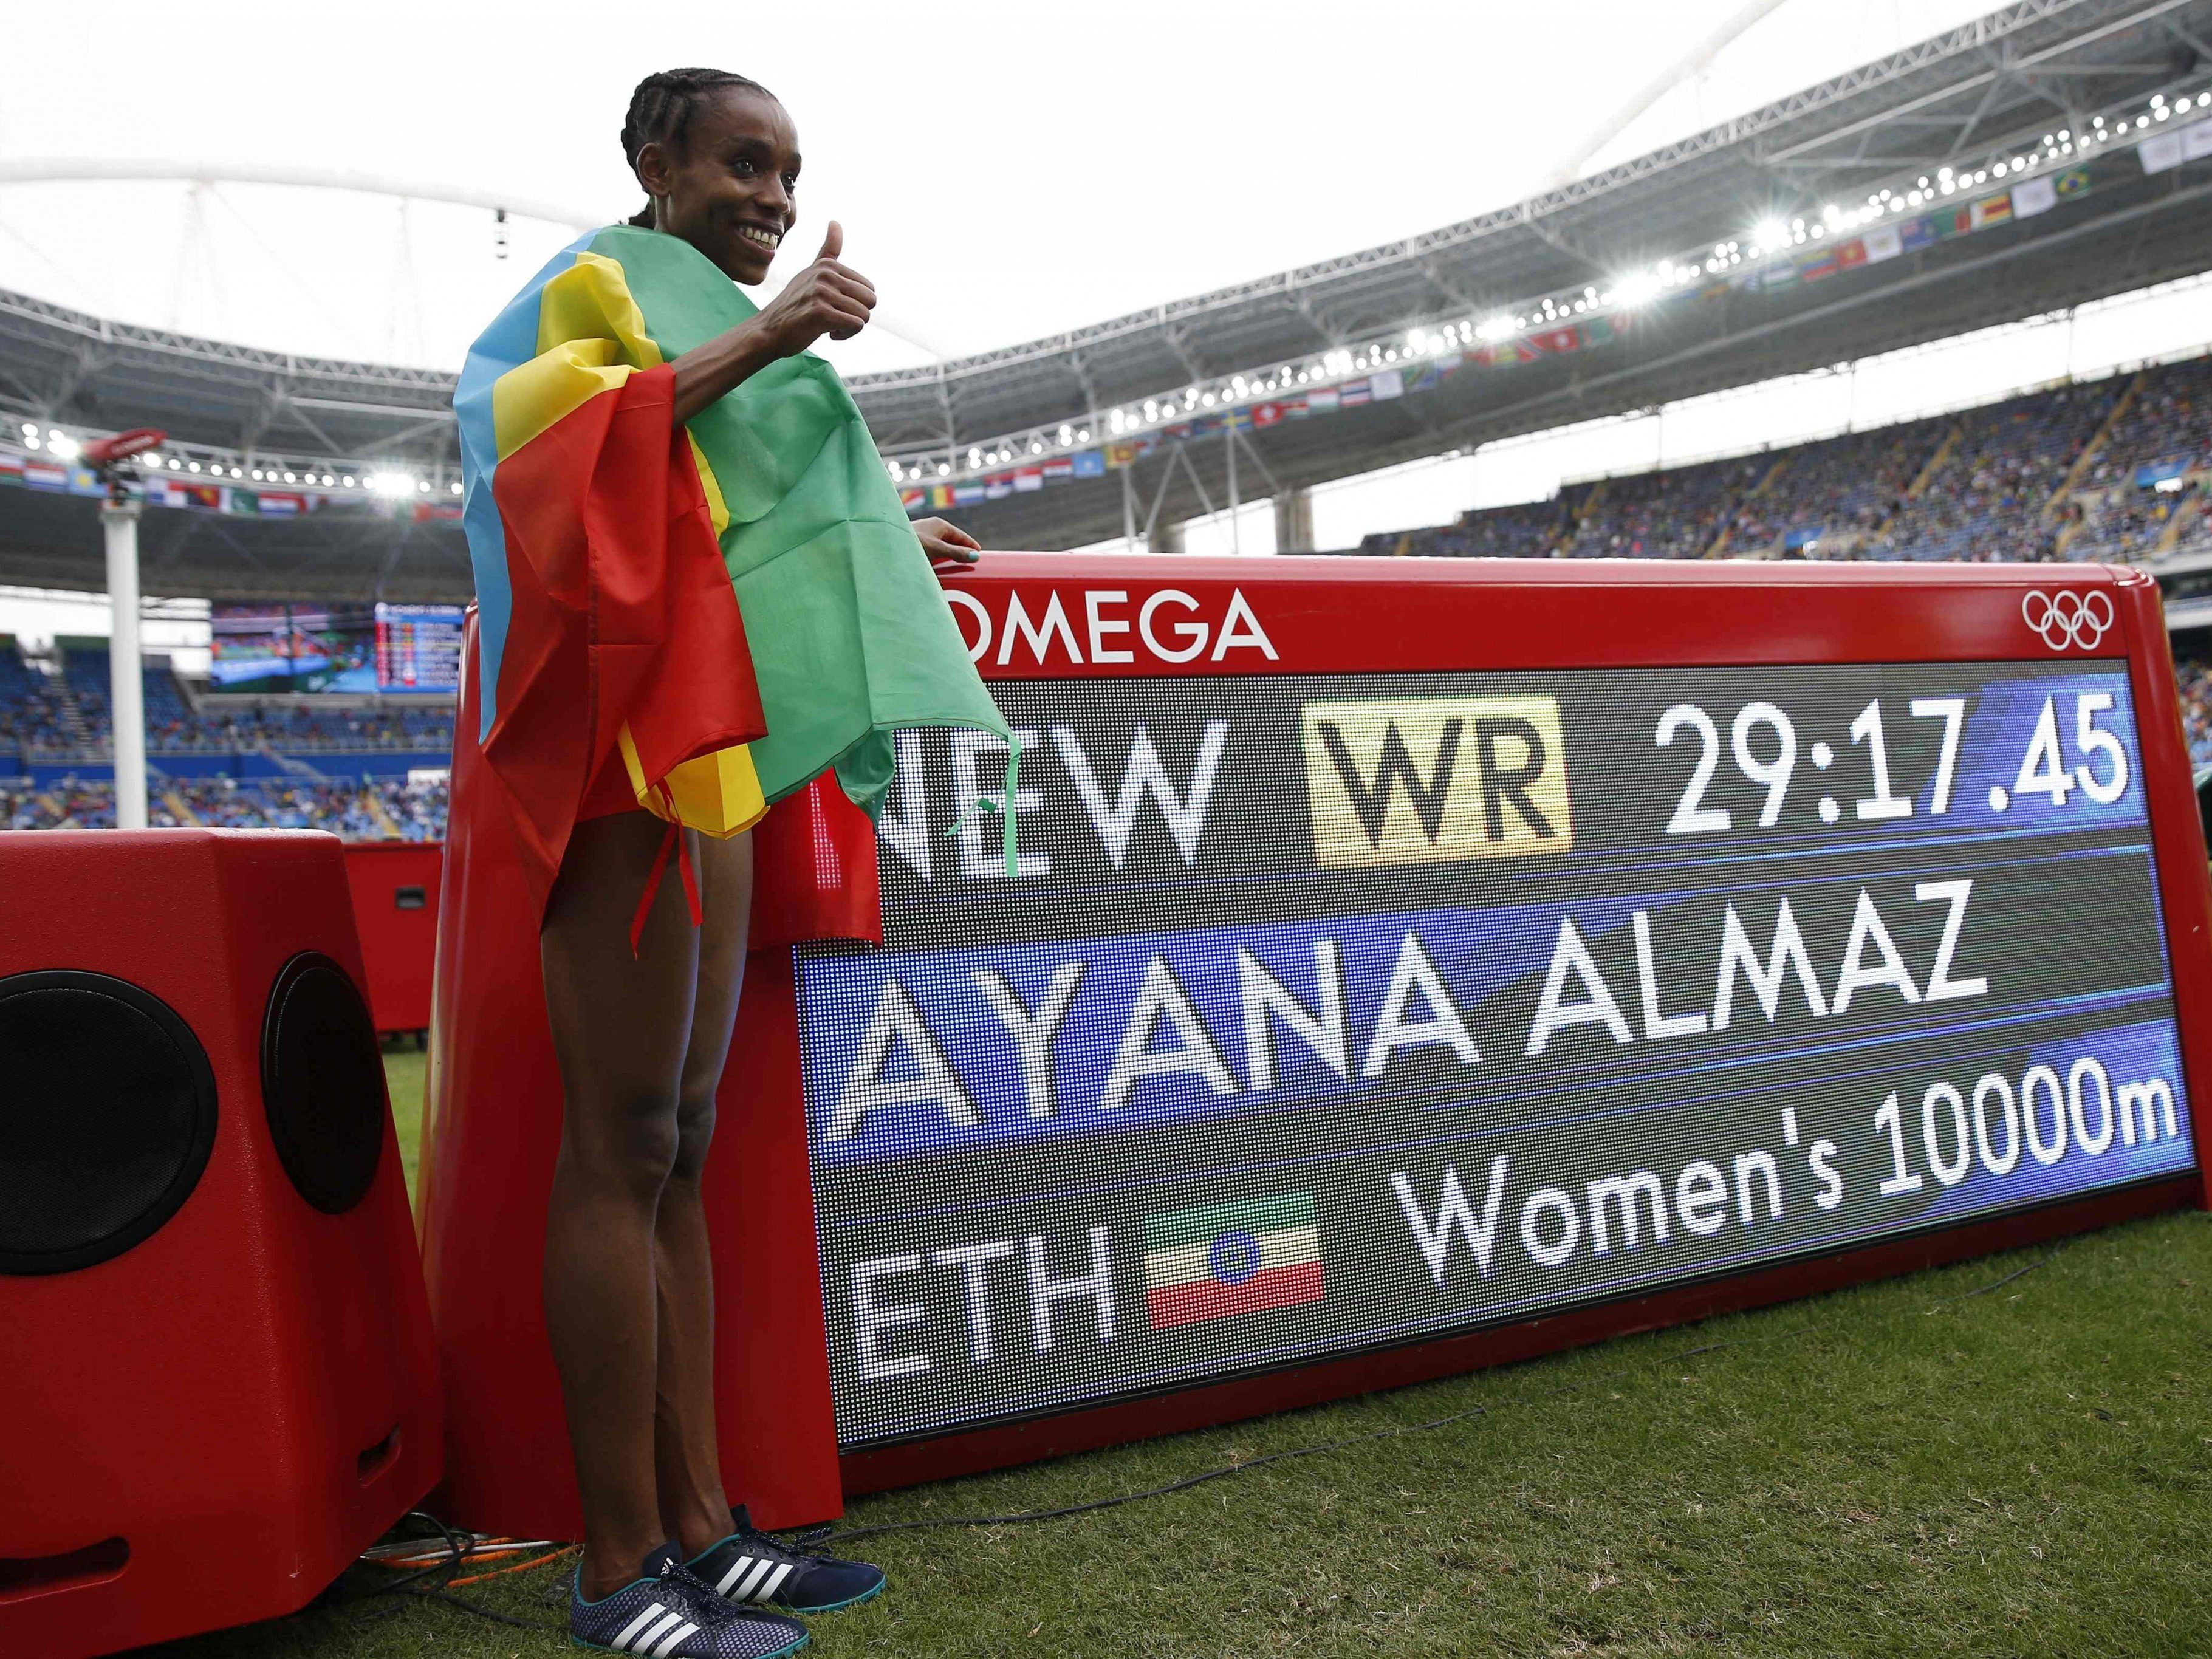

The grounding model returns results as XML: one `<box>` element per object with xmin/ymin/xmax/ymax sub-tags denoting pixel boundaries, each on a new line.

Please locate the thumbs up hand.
<box><xmin>749</xmin><ymin>218</ymin><xmax>875</xmax><ymax>357</ymax></box>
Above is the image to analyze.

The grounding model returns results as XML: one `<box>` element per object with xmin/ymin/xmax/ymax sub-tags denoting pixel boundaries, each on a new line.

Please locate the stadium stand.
<box><xmin>0</xmin><ymin>638</ymin><xmax>70</xmax><ymax>758</ymax></box>
<box><xmin>0</xmin><ymin>776</ymin><xmax>448</xmax><ymax>837</ymax></box>
<box><xmin>2067</xmin><ymin>353</ymin><xmax>2212</xmax><ymax>562</ymax></box>
<box><xmin>1563</xmin><ymin>455</ymin><xmax>1768</xmax><ymax>560</ymax></box>
<box><xmin>1724</xmin><ymin>417</ymin><xmax>1951</xmax><ymax>557</ymax></box>
<box><xmin>1363</xmin><ymin>355</ymin><xmax>2212</xmax><ymax>569</ymax></box>
<box><xmin>1866</xmin><ymin>381</ymin><xmax>2119</xmax><ymax>563</ymax></box>
<box><xmin>0</xmin><ymin>635</ymin><xmax>454</xmax><ymax>761</ymax></box>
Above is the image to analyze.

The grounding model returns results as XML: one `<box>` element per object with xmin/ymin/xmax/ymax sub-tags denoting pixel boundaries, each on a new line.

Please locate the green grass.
<box><xmin>380</xmin><ymin>1042</ymin><xmax>426</xmax><ymax>1200</ymax></box>
<box><xmin>146</xmin><ymin>1058</ymin><xmax>2212</xmax><ymax>1658</ymax></box>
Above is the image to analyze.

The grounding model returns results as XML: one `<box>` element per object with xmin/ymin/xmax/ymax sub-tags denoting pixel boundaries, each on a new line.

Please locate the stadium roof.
<box><xmin>4</xmin><ymin>0</ymin><xmax>2212</xmax><ymax>599</ymax></box>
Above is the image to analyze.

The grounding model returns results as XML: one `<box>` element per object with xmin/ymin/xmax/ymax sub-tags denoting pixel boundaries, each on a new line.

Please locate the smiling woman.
<box><xmin>449</xmin><ymin>64</ymin><xmax>1012</xmax><ymax>1659</ymax></box>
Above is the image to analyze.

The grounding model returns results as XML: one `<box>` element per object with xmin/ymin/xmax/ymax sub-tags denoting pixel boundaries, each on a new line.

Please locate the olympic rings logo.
<box><xmin>2021</xmin><ymin>589</ymin><xmax>2114</xmax><ymax>651</ymax></box>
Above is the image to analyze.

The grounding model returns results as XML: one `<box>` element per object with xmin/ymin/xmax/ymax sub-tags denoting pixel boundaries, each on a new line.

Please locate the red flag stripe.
<box><xmin>1145</xmin><ymin>1260</ymin><xmax>1324</xmax><ymax>1329</ymax></box>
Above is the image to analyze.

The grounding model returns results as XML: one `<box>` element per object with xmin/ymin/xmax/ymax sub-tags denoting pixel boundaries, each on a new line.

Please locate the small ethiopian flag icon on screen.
<box><xmin>1144</xmin><ymin>1192</ymin><xmax>1324</xmax><ymax>1329</ymax></box>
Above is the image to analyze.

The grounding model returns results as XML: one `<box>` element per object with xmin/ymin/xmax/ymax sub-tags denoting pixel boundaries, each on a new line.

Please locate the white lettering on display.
<box><xmin>1633</xmin><ymin>911</ymin><xmax>1708</xmax><ymax>1040</ymax></box>
<box><xmin>1390</xmin><ymin>1159</ymin><xmax>1511</xmax><ymax>1285</ymax></box>
<box><xmin>1238</xmin><ymin>940</ymin><xmax>1349</xmax><ymax>1090</ymax></box>
<box><xmin>882</xmin><ymin>723</ymin><xmax>1232</xmax><ymax>884</ymax></box>
<box><xmin>947</xmin><ymin>586</ymin><xmax>1279</xmax><ymax>667</ymax></box>
<box><xmin>1026</xmin><ymin>1227</ymin><xmax>1117</xmax><ymax>1352</ymax></box>
<box><xmin>851</xmin><ymin>1255</ymin><xmax>930</xmax><ymax>1380</ymax></box>
<box><xmin>1832</xmin><ymin>889</ymin><xmax>1922</xmax><ymax>1013</ymax></box>
<box><xmin>829</xmin><ymin>980</ymin><xmax>976</xmax><ymax>1143</ymax></box>
<box><xmin>878</xmin><ymin>729</ymin><xmax>932</xmax><ymax>880</ymax></box>
<box><xmin>1360</xmin><ymin>931</ymin><xmax>1482</xmax><ymax>1078</ymax></box>
<box><xmin>971</xmin><ymin>963</ymin><xmax>1087</xmax><ymax>1121</ymax></box>
<box><xmin>1052</xmin><ymin>722</ymin><xmax>1226</xmax><ymax>868</ymax></box>
<box><xmin>847</xmin><ymin>1227</ymin><xmax>1119</xmax><ymax>1381</ymax></box>
<box><xmin>824</xmin><ymin>883</ymin><xmax>1998</xmax><ymax>1143</ymax></box>
<box><xmin>1374</xmin><ymin>1052</ymin><xmax>2179</xmax><ymax>1285</ymax></box>
<box><xmin>1585</xmin><ymin>1171</ymin><xmax>1670</xmax><ymax>1254</ymax></box>
<box><xmin>1914</xmin><ymin>879</ymin><xmax>1990</xmax><ymax>1002</ymax></box>
<box><xmin>1101</xmin><ymin>956</ymin><xmax>1240</xmax><ymax>1112</ymax></box>
<box><xmin>1713</xmin><ymin>901</ymin><xmax>1829</xmax><ymax>1030</ymax></box>
<box><xmin>930</xmin><ymin>1240</ymin><xmax>1017</xmax><ymax>1364</ymax></box>
<box><xmin>1525</xmin><ymin>918</ymin><xmax>1635</xmax><ymax>1056</ymax></box>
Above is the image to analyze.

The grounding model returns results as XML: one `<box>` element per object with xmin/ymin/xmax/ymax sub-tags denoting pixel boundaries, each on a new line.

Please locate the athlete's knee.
<box><xmin>569</xmin><ymin>1087</ymin><xmax>682</xmax><ymax>1198</ymax></box>
<box><xmin>666</xmin><ymin>1088</ymin><xmax>719</xmax><ymax>1186</ymax></box>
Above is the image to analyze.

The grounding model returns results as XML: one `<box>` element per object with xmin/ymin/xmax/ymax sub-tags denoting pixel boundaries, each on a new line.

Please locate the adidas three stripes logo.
<box><xmin>608</xmin><ymin>1601</ymin><xmax>700</xmax><ymax>1655</ymax></box>
<box><xmin>714</xmin><ymin>1554</ymin><xmax>795</xmax><ymax>1603</ymax></box>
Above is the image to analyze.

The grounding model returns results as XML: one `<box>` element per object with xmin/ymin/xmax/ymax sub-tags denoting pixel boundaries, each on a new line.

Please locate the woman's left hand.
<box><xmin>914</xmin><ymin>517</ymin><xmax>982</xmax><ymax>570</ymax></box>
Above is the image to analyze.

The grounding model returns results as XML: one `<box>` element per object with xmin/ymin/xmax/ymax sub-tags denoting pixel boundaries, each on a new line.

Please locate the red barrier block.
<box><xmin>342</xmin><ymin>841</ymin><xmax>445</xmax><ymax>1035</ymax></box>
<box><xmin>0</xmin><ymin>830</ymin><xmax>441</xmax><ymax>1659</ymax></box>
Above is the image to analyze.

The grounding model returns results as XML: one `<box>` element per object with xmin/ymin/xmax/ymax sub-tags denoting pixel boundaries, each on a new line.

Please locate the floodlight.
<box><xmin>47</xmin><ymin>434</ymin><xmax>81</xmax><ymax>462</ymax></box>
<box><xmin>1613</xmin><ymin>271</ymin><xmax>1662</xmax><ymax>307</ymax></box>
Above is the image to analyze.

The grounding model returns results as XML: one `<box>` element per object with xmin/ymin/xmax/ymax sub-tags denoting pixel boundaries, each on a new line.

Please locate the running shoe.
<box><xmin>570</xmin><ymin>1542</ymin><xmax>809</xmax><ymax>1656</ymax></box>
<box><xmin>688</xmin><ymin>1507</ymin><xmax>886</xmax><ymax>1614</ymax></box>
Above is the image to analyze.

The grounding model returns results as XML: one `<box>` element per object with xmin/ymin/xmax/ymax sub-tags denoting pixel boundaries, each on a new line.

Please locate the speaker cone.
<box><xmin>0</xmin><ymin>971</ymin><xmax>219</xmax><ymax>1276</ymax></box>
<box><xmin>261</xmin><ymin>953</ymin><xmax>385</xmax><ymax>1216</ymax></box>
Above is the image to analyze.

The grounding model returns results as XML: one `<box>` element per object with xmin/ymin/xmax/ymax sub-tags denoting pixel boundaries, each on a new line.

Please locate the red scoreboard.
<box><xmin>420</xmin><ymin>555</ymin><xmax>2212</xmax><ymax>1532</ymax></box>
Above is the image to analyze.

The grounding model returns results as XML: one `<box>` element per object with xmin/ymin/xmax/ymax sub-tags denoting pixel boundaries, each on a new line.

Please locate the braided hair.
<box><xmin>621</xmin><ymin>67</ymin><xmax>772</xmax><ymax>228</ymax></box>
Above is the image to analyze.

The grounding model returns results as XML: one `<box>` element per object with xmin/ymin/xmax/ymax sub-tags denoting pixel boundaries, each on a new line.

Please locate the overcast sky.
<box><xmin>0</xmin><ymin>0</ymin><xmax>1999</xmax><ymax>376</ymax></box>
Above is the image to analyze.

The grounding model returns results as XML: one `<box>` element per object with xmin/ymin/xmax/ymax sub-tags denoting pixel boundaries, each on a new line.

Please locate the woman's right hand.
<box><xmin>748</xmin><ymin>221</ymin><xmax>875</xmax><ymax>358</ymax></box>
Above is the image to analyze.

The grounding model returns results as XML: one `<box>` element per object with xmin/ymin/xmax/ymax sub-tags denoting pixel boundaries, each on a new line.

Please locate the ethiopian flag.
<box><xmin>1144</xmin><ymin>1192</ymin><xmax>1324</xmax><ymax>1329</ymax></box>
<box><xmin>455</xmin><ymin>224</ymin><xmax>1009</xmax><ymax>906</ymax></box>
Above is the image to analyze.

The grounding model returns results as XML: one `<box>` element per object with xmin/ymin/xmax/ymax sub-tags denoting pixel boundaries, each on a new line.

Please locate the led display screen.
<box><xmin>796</xmin><ymin>663</ymin><xmax>2196</xmax><ymax>1451</ymax></box>
<box><xmin>209</xmin><ymin>603</ymin><xmax>464</xmax><ymax>694</ymax></box>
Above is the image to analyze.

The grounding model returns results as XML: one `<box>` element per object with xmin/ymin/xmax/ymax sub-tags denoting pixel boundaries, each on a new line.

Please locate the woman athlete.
<box><xmin>461</xmin><ymin>67</ymin><xmax>1001</xmax><ymax>1658</ymax></box>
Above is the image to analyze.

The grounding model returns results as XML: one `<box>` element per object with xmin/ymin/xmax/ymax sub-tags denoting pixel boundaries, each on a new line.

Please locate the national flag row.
<box><xmin>0</xmin><ymin>457</ymin><xmax>465</xmax><ymax>524</ymax></box>
<box><xmin>1733</xmin><ymin>167</ymin><xmax>2094</xmax><ymax>294</ymax></box>
<box><xmin>895</xmin><ymin>316</ymin><xmax>1642</xmax><ymax>512</ymax></box>
<box><xmin>898</xmin><ymin>149</ymin><xmax>2127</xmax><ymax>513</ymax></box>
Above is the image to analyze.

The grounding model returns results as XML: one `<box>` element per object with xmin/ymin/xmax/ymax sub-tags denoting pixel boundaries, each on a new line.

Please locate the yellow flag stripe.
<box><xmin>617</xmin><ymin>723</ymin><xmax>768</xmax><ymax>840</ymax></box>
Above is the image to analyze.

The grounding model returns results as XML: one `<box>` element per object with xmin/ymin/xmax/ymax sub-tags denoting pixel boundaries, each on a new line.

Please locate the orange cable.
<box><xmin>448</xmin><ymin>1547</ymin><xmax>579</xmax><ymax>1588</ymax></box>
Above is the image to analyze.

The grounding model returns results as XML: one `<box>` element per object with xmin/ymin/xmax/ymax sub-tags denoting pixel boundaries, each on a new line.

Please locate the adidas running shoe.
<box><xmin>569</xmin><ymin>1542</ymin><xmax>809</xmax><ymax>1657</ymax></box>
<box><xmin>688</xmin><ymin>1507</ymin><xmax>885</xmax><ymax>1615</ymax></box>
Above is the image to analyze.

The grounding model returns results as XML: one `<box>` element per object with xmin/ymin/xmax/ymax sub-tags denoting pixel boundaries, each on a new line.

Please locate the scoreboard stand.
<box><xmin>421</xmin><ymin>555</ymin><xmax>2212</xmax><ymax>1531</ymax></box>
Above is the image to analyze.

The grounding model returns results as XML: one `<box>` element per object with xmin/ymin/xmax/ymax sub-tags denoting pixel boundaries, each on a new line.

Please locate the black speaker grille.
<box><xmin>0</xmin><ymin>971</ymin><xmax>219</xmax><ymax>1276</ymax></box>
<box><xmin>261</xmin><ymin>953</ymin><xmax>385</xmax><ymax>1216</ymax></box>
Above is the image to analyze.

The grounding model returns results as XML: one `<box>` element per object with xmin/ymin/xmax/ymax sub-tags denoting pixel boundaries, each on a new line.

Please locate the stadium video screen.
<box><xmin>795</xmin><ymin>663</ymin><xmax>2196</xmax><ymax>1450</ymax></box>
<box><xmin>208</xmin><ymin>603</ymin><xmax>464</xmax><ymax>694</ymax></box>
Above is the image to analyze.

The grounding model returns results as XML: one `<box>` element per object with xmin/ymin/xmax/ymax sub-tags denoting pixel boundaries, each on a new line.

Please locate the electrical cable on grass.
<box><xmin>795</xmin><ymin>1242</ymin><xmax>2069</xmax><ymax>1551</ymax></box>
<box><xmin>323</xmin><ymin>1509</ymin><xmax>569</xmax><ymax>1634</ymax></box>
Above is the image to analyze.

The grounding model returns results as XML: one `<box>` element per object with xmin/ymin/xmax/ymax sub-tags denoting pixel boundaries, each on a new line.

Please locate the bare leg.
<box><xmin>654</xmin><ymin>828</ymin><xmax>754</xmax><ymax>1558</ymax></box>
<box><xmin>541</xmin><ymin>812</ymin><xmax>702</xmax><ymax>1599</ymax></box>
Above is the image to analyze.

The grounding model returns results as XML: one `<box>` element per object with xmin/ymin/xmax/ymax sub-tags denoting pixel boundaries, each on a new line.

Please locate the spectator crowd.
<box><xmin>0</xmin><ymin>776</ymin><xmax>448</xmax><ymax>838</ymax></box>
<box><xmin>1366</xmin><ymin>352</ymin><xmax>2211</xmax><ymax>567</ymax></box>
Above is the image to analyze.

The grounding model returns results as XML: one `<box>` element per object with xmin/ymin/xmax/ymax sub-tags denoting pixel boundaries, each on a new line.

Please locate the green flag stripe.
<box><xmin>1143</xmin><ymin>1191</ymin><xmax>1314</xmax><ymax>1253</ymax></box>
